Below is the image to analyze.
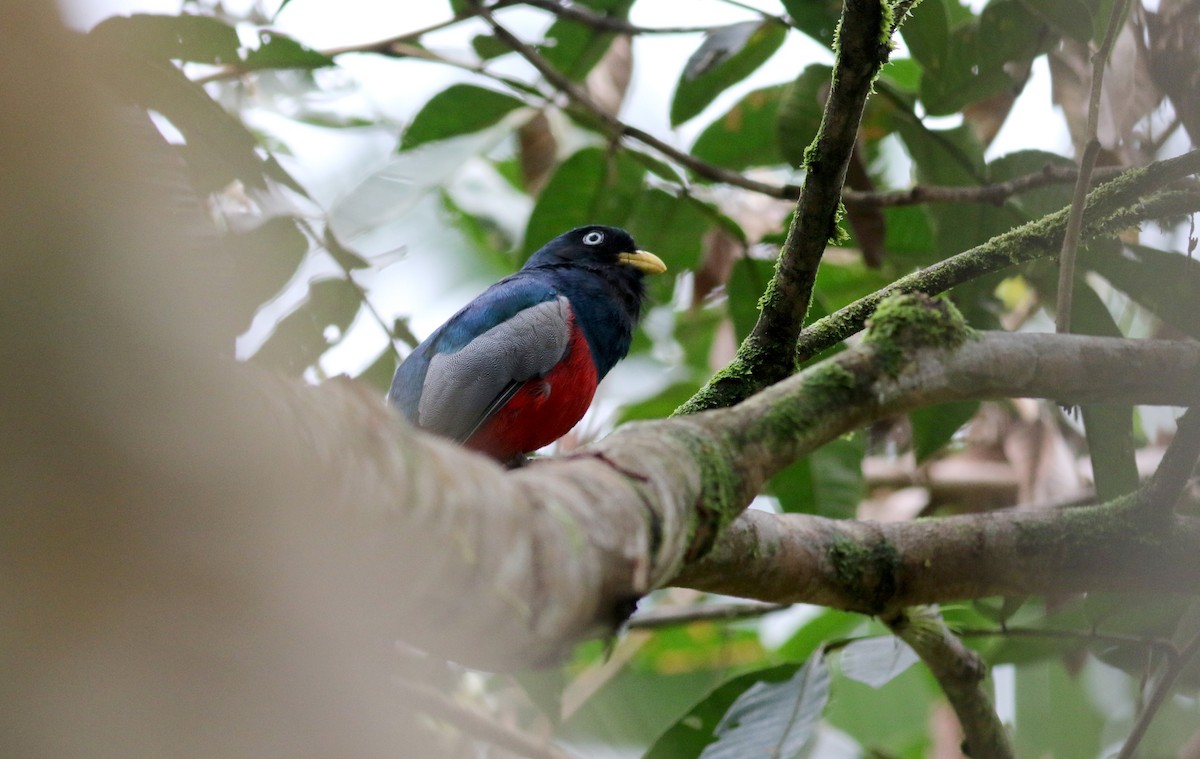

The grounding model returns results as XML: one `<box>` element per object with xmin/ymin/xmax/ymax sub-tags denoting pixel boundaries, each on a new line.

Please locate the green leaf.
<box><xmin>670</xmin><ymin>20</ymin><xmax>788</xmax><ymax>127</ymax></box>
<box><xmin>400</xmin><ymin>84</ymin><xmax>527</xmax><ymax>151</ymax></box>
<box><xmin>900</xmin><ymin>0</ymin><xmax>950</xmax><ymax>75</ymax></box>
<box><xmin>691</xmin><ymin>85</ymin><xmax>787</xmax><ymax>172</ymax></box>
<box><xmin>644</xmin><ymin>663</ymin><xmax>804</xmax><ymax>759</ymax></box>
<box><xmin>1013</xmin><ymin>661</ymin><xmax>1105</xmax><ymax>758</ymax></box>
<box><xmin>539</xmin><ymin>0</ymin><xmax>634</xmax><ymax>80</ymax></box>
<box><xmin>839</xmin><ymin>637</ymin><xmax>920</xmax><ymax>688</ymax></box>
<box><xmin>987</xmin><ymin>150</ymin><xmax>1077</xmax><ymax>221</ymax></box>
<box><xmin>1017</xmin><ymin>0</ymin><xmax>1095</xmax><ymax>41</ymax></box>
<box><xmin>1084</xmin><ymin>243</ymin><xmax>1200</xmax><ymax>341</ymax></box>
<box><xmin>780</xmin><ymin>0</ymin><xmax>843</xmax><ymax>47</ymax></box>
<box><xmin>910</xmin><ymin>401</ymin><xmax>978</xmax><ymax>463</ymax></box>
<box><xmin>252</xmin><ymin>278</ymin><xmax>361</xmax><ymax>373</ymax></box>
<box><xmin>727</xmin><ymin>258</ymin><xmax>775</xmax><ymax>343</ymax></box>
<box><xmin>770</xmin><ymin>434</ymin><xmax>865</xmax><ymax>517</ymax></box>
<box><xmin>242</xmin><ymin>30</ymin><xmax>334</xmax><ymax>71</ymax></box>
<box><xmin>470</xmin><ymin>34</ymin><xmax>511</xmax><ymax>60</ymax></box>
<box><xmin>356</xmin><ymin>346</ymin><xmax>399</xmax><ymax>394</ymax></box>
<box><xmin>227</xmin><ymin>216</ymin><xmax>310</xmax><ymax>322</ymax></box>
<box><xmin>776</xmin><ymin>65</ymin><xmax>832</xmax><ymax>168</ymax></box>
<box><xmin>625</xmin><ymin>190</ymin><xmax>716</xmax><ymax>271</ymax></box>
<box><xmin>523</xmin><ymin>148</ymin><xmax>645</xmax><ymax>255</ymax></box>
<box><xmin>700</xmin><ymin>654</ymin><xmax>829</xmax><ymax>759</ymax></box>
<box><xmin>91</xmin><ymin>13</ymin><xmax>241</xmax><ymax>65</ymax></box>
<box><xmin>1068</xmin><ymin>284</ymin><xmax>1139</xmax><ymax>500</ymax></box>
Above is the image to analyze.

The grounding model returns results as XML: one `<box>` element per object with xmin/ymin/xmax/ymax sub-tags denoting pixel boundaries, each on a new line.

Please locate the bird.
<box><xmin>388</xmin><ymin>225</ymin><xmax>666</xmax><ymax>464</ymax></box>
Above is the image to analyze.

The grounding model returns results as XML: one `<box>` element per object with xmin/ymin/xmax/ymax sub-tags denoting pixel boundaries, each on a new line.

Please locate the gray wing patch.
<box><xmin>418</xmin><ymin>296</ymin><xmax>572</xmax><ymax>440</ymax></box>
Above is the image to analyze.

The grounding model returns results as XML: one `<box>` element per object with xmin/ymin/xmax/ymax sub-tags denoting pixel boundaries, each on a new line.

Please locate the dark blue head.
<box><xmin>523</xmin><ymin>225</ymin><xmax>666</xmax><ymax>376</ymax></box>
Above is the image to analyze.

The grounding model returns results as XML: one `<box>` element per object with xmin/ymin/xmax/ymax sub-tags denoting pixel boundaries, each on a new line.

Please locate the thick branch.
<box><xmin>674</xmin><ymin>500</ymin><xmax>1200</xmax><ymax>615</ymax></box>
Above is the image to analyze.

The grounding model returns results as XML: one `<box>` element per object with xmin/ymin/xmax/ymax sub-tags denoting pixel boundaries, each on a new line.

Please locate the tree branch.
<box><xmin>1055</xmin><ymin>0</ymin><xmax>1133</xmax><ymax>334</ymax></box>
<box><xmin>1137</xmin><ymin>405</ymin><xmax>1200</xmax><ymax>516</ymax></box>
<box><xmin>792</xmin><ymin>151</ymin><xmax>1200</xmax><ymax>364</ymax></box>
<box><xmin>887</xmin><ymin>608</ymin><xmax>1013</xmax><ymax>759</ymax></box>
<box><xmin>679</xmin><ymin>0</ymin><xmax>894</xmax><ymax>414</ymax></box>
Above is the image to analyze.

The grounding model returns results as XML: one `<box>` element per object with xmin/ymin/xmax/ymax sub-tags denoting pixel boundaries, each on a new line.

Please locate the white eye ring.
<box><xmin>582</xmin><ymin>230</ymin><xmax>605</xmax><ymax>246</ymax></box>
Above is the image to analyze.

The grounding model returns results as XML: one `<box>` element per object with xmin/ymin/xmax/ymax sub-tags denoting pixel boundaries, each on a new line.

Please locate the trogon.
<box><xmin>388</xmin><ymin>225</ymin><xmax>666</xmax><ymax>463</ymax></box>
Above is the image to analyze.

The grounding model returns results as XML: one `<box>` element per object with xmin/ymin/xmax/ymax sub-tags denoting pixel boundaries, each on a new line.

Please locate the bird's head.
<box><xmin>523</xmin><ymin>225</ymin><xmax>667</xmax><ymax>277</ymax></box>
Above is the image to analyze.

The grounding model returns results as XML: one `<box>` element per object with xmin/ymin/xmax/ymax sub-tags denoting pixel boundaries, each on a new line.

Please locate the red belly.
<box><xmin>465</xmin><ymin>323</ymin><xmax>599</xmax><ymax>461</ymax></box>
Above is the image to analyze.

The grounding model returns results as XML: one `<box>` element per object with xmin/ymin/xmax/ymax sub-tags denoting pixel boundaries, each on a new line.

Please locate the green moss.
<box><xmin>863</xmin><ymin>292</ymin><xmax>975</xmax><ymax>375</ymax></box>
<box><xmin>674</xmin><ymin>428</ymin><xmax>744</xmax><ymax>563</ymax></box>
<box><xmin>828</xmin><ymin>533</ymin><xmax>900</xmax><ymax>613</ymax></box>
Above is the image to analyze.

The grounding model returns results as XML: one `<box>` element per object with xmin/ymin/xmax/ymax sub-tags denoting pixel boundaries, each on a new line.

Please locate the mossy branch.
<box><xmin>677</xmin><ymin>0</ymin><xmax>898</xmax><ymax>417</ymax></box>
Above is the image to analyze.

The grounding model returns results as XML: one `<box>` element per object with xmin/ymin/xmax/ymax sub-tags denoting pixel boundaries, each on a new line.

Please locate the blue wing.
<box><xmin>387</xmin><ymin>274</ymin><xmax>574</xmax><ymax>442</ymax></box>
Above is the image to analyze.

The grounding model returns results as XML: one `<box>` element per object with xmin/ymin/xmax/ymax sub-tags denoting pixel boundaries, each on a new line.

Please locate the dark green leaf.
<box><xmin>523</xmin><ymin>148</ymin><xmax>645</xmax><ymax>255</ymax></box>
<box><xmin>252</xmin><ymin>277</ymin><xmax>361</xmax><ymax>373</ymax></box>
<box><xmin>727</xmin><ymin>257</ymin><xmax>775</xmax><ymax>343</ymax></box>
<box><xmin>839</xmin><ymin>637</ymin><xmax>920</xmax><ymax>688</ymax></box>
<box><xmin>356</xmin><ymin>346</ymin><xmax>399</xmax><ymax>394</ymax></box>
<box><xmin>987</xmin><ymin>150</ymin><xmax>1077</xmax><ymax>221</ymax></box>
<box><xmin>1017</xmin><ymin>0</ymin><xmax>1095</xmax><ymax>41</ymax></box>
<box><xmin>91</xmin><ymin>13</ymin><xmax>241</xmax><ymax>65</ymax></box>
<box><xmin>228</xmin><ymin>216</ymin><xmax>310</xmax><ymax>321</ymax></box>
<box><xmin>780</xmin><ymin>0</ymin><xmax>843</xmax><ymax>47</ymax></box>
<box><xmin>644</xmin><ymin>663</ymin><xmax>804</xmax><ymax>759</ymax></box>
<box><xmin>539</xmin><ymin>0</ymin><xmax>634</xmax><ymax>80</ymax></box>
<box><xmin>1013</xmin><ymin>661</ymin><xmax>1105</xmax><ymax>758</ymax></box>
<box><xmin>670</xmin><ymin>20</ymin><xmax>788</xmax><ymax>127</ymax></box>
<box><xmin>770</xmin><ymin>433</ymin><xmax>865</xmax><ymax>517</ymax></box>
<box><xmin>620</xmin><ymin>381</ymin><xmax>704</xmax><ymax>423</ymax></box>
<box><xmin>470</xmin><ymin>33</ymin><xmax>511</xmax><ymax>60</ymax></box>
<box><xmin>242</xmin><ymin>30</ymin><xmax>334</xmax><ymax>71</ymax></box>
<box><xmin>691</xmin><ymin>85</ymin><xmax>787</xmax><ymax>172</ymax></box>
<box><xmin>700</xmin><ymin>654</ymin><xmax>829</xmax><ymax>759</ymax></box>
<box><xmin>900</xmin><ymin>0</ymin><xmax>950</xmax><ymax>75</ymax></box>
<box><xmin>776</xmin><ymin>65</ymin><xmax>832</xmax><ymax>168</ymax></box>
<box><xmin>400</xmin><ymin>84</ymin><xmax>527</xmax><ymax>151</ymax></box>
<box><xmin>1084</xmin><ymin>243</ymin><xmax>1200</xmax><ymax>340</ymax></box>
<box><xmin>625</xmin><ymin>190</ymin><xmax>716</xmax><ymax>271</ymax></box>
<box><xmin>910</xmin><ymin>401</ymin><xmax>978</xmax><ymax>462</ymax></box>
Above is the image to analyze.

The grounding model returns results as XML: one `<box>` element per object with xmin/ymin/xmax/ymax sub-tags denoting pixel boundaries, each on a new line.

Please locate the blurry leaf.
<box><xmin>626</xmin><ymin>190</ymin><xmax>716</xmax><ymax>271</ymax></box>
<box><xmin>471</xmin><ymin>33</ymin><xmax>511</xmax><ymax>60</ymax></box>
<box><xmin>228</xmin><ymin>216</ymin><xmax>310</xmax><ymax>320</ymax></box>
<box><xmin>727</xmin><ymin>258</ymin><xmax>775</xmax><ymax>343</ymax></box>
<box><xmin>252</xmin><ymin>277</ymin><xmax>361</xmax><ymax>373</ymax></box>
<box><xmin>523</xmin><ymin>148</ymin><xmax>645</xmax><ymax>255</ymax></box>
<box><xmin>780</xmin><ymin>0</ymin><xmax>843</xmax><ymax>47</ymax></box>
<box><xmin>323</xmin><ymin>227</ymin><xmax>371</xmax><ymax>271</ymax></box>
<box><xmin>699</xmin><ymin>654</ymin><xmax>829</xmax><ymax>759</ymax></box>
<box><xmin>776</xmin><ymin>65</ymin><xmax>832</xmax><ymax>168</ymax></box>
<box><xmin>671</xmin><ymin>20</ymin><xmax>788</xmax><ymax>126</ymax></box>
<box><xmin>987</xmin><ymin>150</ymin><xmax>1077</xmax><ymax>221</ymax></box>
<box><xmin>620</xmin><ymin>381</ymin><xmax>704</xmax><ymax>423</ymax></box>
<box><xmin>839</xmin><ymin>637</ymin><xmax>920</xmax><ymax>688</ymax></box>
<box><xmin>558</xmin><ymin>668</ymin><xmax>721</xmax><ymax>756</ymax></box>
<box><xmin>1068</xmin><ymin>283</ymin><xmax>1139</xmax><ymax>500</ymax></box>
<box><xmin>1014</xmin><ymin>661</ymin><xmax>1105</xmax><ymax>758</ymax></box>
<box><xmin>356</xmin><ymin>346</ymin><xmax>398</xmax><ymax>394</ymax></box>
<box><xmin>777</xmin><ymin>609</ymin><xmax>864</xmax><ymax>662</ymax></box>
<box><xmin>539</xmin><ymin>0</ymin><xmax>635</xmax><ymax>81</ymax></box>
<box><xmin>400</xmin><ymin>84</ymin><xmax>527</xmax><ymax>151</ymax></box>
<box><xmin>1085</xmin><ymin>243</ymin><xmax>1200</xmax><ymax>341</ymax></box>
<box><xmin>691</xmin><ymin>85</ymin><xmax>787</xmax><ymax>172</ymax></box>
<box><xmin>824</xmin><ymin>655</ymin><xmax>937</xmax><ymax>749</ymax></box>
<box><xmin>900</xmin><ymin>0</ymin><xmax>950</xmax><ymax>75</ymax></box>
<box><xmin>770</xmin><ymin>434</ymin><xmax>865</xmax><ymax>518</ymax></box>
<box><xmin>242</xmin><ymin>30</ymin><xmax>334</xmax><ymax>71</ymax></box>
<box><xmin>910</xmin><ymin>401</ymin><xmax>979</xmax><ymax>463</ymax></box>
<box><xmin>1018</xmin><ymin>0</ymin><xmax>1095</xmax><ymax>41</ymax></box>
<box><xmin>644</xmin><ymin>663</ymin><xmax>804</xmax><ymax>759</ymax></box>
<box><xmin>91</xmin><ymin>13</ymin><xmax>241</xmax><ymax>65</ymax></box>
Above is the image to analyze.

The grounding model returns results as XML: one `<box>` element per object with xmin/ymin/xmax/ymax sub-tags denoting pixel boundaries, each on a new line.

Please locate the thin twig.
<box><xmin>626</xmin><ymin>601</ymin><xmax>787</xmax><ymax>629</ymax></box>
<box><xmin>1117</xmin><ymin>629</ymin><xmax>1200</xmax><ymax>759</ymax></box>
<box><xmin>1055</xmin><ymin>0</ymin><xmax>1133</xmax><ymax>334</ymax></box>
<box><xmin>1138</xmin><ymin>406</ymin><xmax>1200</xmax><ymax>516</ymax></box>
<box><xmin>516</xmin><ymin>0</ymin><xmax>721</xmax><ymax>35</ymax></box>
<box><xmin>956</xmin><ymin>626</ymin><xmax>1180</xmax><ymax>671</ymax></box>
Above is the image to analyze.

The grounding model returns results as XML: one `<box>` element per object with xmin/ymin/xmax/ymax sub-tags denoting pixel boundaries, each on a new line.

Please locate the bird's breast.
<box><xmin>464</xmin><ymin>319</ymin><xmax>600</xmax><ymax>461</ymax></box>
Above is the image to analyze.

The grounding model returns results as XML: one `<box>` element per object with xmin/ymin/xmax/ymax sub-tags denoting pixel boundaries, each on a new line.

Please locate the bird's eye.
<box><xmin>582</xmin><ymin>230</ymin><xmax>605</xmax><ymax>246</ymax></box>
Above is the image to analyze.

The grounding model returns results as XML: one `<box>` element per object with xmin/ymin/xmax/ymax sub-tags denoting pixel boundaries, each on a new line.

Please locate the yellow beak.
<box><xmin>618</xmin><ymin>250</ymin><xmax>667</xmax><ymax>275</ymax></box>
